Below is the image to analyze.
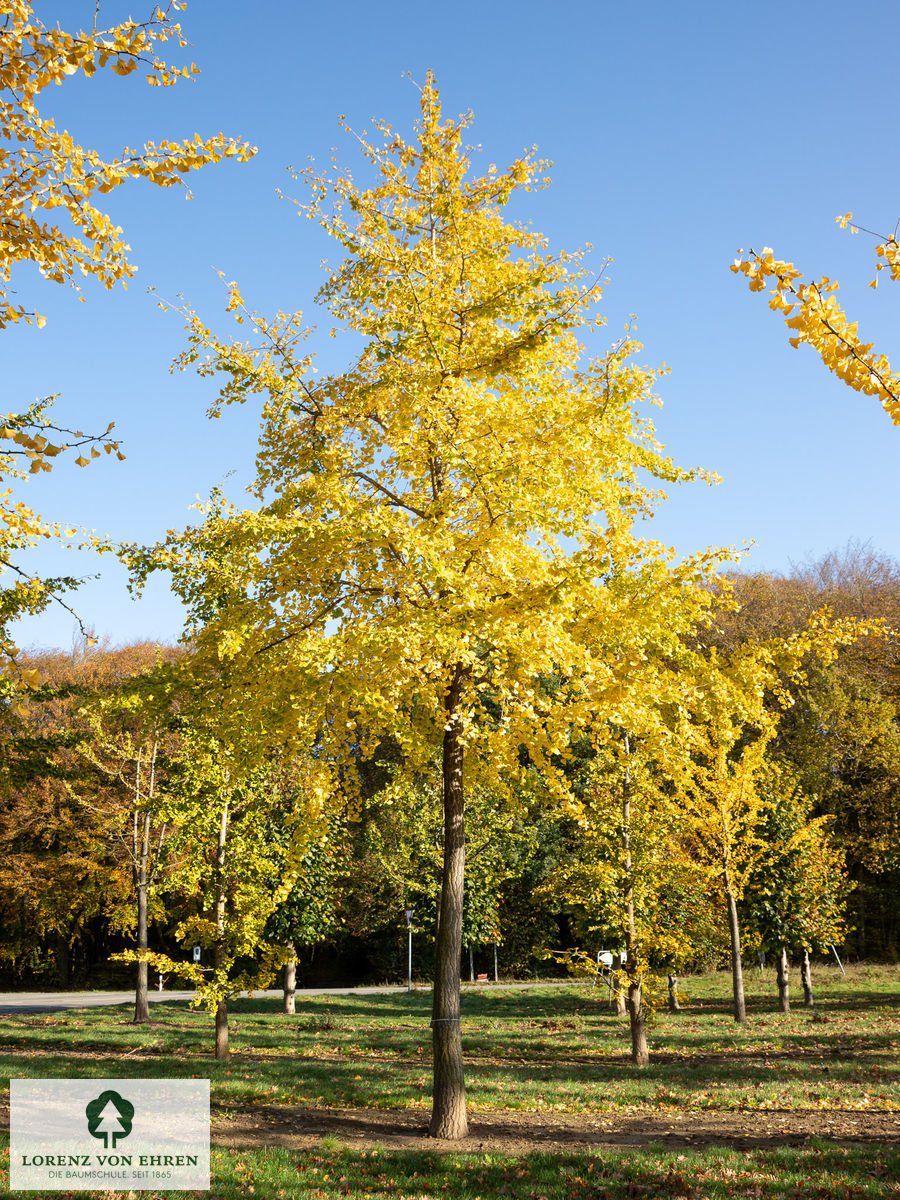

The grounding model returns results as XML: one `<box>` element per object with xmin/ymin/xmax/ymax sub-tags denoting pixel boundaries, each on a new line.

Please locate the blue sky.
<box><xmin>9</xmin><ymin>0</ymin><xmax>900</xmax><ymax>650</ymax></box>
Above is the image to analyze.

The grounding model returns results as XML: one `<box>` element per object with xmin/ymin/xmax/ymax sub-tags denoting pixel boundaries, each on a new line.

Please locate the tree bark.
<box><xmin>134</xmin><ymin>810</ymin><xmax>151</xmax><ymax>1024</ymax></box>
<box><xmin>284</xmin><ymin>941</ymin><xmax>297</xmax><ymax>1015</ymax></box>
<box><xmin>725</xmin><ymin>880</ymin><xmax>746</xmax><ymax>1023</ymax></box>
<box><xmin>622</xmin><ymin>735</ymin><xmax>649</xmax><ymax>1065</ymax></box>
<box><xmin>667</xmin><ymin>973</ymin><xmax>680</xmax><ymax>1012</ymax></box>
<box><xmin>215</xmin><ymin>999</ymin><xmax>229</xmax><ymax>1059</ymax></box>
<box><xmin>429</xmin><ymin>667</ymin><xmax>468</xmax><ymax>1140</ymax></box>
<box><xmin>776</xmin><ymin>946</ymin><xmax>790</xmax><ymax>1013</ymax></box>
<box><xmin>132</xmin><ymin>742</ymin><xmax>161</xmax><ymax>1025</ymax></box>
<box><xmin>214</xmin><ymin>798</ymin><xmax>230</xmax><ymax>1061</ymax></box>
<box><xmin>800</xmin><ymin>947</ymin><xmax>814</xmax><ymax>1007</ymax></box>
<box><xmin>627</xmin><ymin>977</ymin><xmax>649</xmax><ymax>1065</ymax></box>
<box><xmin>612</xmin><ymin>954</ymin><xmax>627</xmax><ymax>1017</ymax></box>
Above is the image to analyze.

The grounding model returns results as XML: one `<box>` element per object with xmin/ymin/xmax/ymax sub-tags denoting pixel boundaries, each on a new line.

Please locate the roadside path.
<box><xmin>0</xmin><ymin>980</ymin><xmax>577</xmax><ymax>1014</ymax></box>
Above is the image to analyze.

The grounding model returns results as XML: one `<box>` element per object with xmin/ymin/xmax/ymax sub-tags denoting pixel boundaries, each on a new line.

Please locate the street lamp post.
<box><xmin>405</xmin><ymin>909</ymin><xmax>414</xmax><ymax>992</ymax></box>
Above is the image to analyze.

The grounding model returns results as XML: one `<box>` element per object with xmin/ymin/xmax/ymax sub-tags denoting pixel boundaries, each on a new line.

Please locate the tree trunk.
<box><xmin>283</xmin><ymin>941</ymin><xmax>297</xmax><ymax>1015</ymax></box>
<box><xmin>468</xmin><ymin>944</ymin><xmax>474</xmax><ymax>982</ymax></box>
<box><xmin>725</xmin><ymin>881</ymin><xmax>746</xmax><ymax>1023</ymax></box>
<box><xmin>493</xmin><ymin>942</ymin><xmax>498</xmax><ymax>982</ymax></box>
<box><xmin>612</xmin><ymin>954</ymin><xmax>627</xmax><ymax>1016</ymax></box>
<box><xmin>622</xmin><ymin>735</ymin><xmax>648</xmax><ymax>1065</ymax></box>
<box><xmin>134</xmin><ymin>811</ymin><xmax>151</xmax><ymax>1024</ymax></box>
<box><xmin>800</xmin><ymin>947</ymin><xmax>813</xmax><ymax>1007</ymax></box>
<box><xmin>215</xmin><ymin>999</ymin><xmax>229</xmax><ymax>1059</ymax></box>
<box><xmin>429</xmin><ymin>670</ymin><xmax>468</xmax><ymax>1140</ymax></box>
<box><xmin>667</xmin><ymin>973</ymin><xmax>680</xmax><ymax>1012</ymax></box>
<box><xmin>214</xmin><ymin>798</ymin><xmax>230</xmax><ymax>1061</ymax></box>
<box><xmin>134</xmin><ymin>884</ymin><xmax>150</xmax><ymax>1023</ymax></box>
<box><xmin>627</xmin><ymin>977</ymin><xmax>649</xmax><ymax>1065</ymax></box>
<box><xmin>776</xmin><ymin>946</ymin><xmax>790</xmax><ymax>1013</ymax></box>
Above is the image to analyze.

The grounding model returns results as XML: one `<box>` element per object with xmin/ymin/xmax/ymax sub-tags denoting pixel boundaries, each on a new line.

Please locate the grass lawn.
<box><xmin>1</xmin><ymin>962</ymin><xmax>898</xmax><ymax>1198</ymax></box>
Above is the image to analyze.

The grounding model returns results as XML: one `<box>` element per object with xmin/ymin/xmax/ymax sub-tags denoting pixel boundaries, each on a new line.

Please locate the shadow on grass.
<box><xmin>209</xmin><ymin>1139</ymin><xmax>900</xmax><ymax>1200</ymax></box>
<box><xmin>1</xmin><ymin>1136</ymin><xmax>898</xmax><ymax>1200</ymax></box>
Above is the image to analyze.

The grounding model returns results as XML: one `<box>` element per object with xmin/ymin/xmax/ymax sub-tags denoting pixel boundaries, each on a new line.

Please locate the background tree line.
<box><xmin>2</xmin><ymin>541</ymin><xmax>896</xmax><ymax>999</ymax></box>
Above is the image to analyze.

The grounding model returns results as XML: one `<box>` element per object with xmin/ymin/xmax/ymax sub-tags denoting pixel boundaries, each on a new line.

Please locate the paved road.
<box><xmin>0</xmin><ymin>986</ymin><xmax>404</xmax><ymax>1014</ymax></box>
<box><xmin>0</xmin><ymin>980</ymin><xmax>576</xmax><ymax>1015</ymax></box>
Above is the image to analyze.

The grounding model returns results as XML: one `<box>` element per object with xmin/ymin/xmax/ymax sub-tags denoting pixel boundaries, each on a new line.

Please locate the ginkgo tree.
<box><xmin>683</xmin><ymin>616</ymin><xmax>879</xmax><ymax>1023</ymax></box>
<box><xmin>113</xmin><ymin>682</ymin><xmax>332</xmax><ymax>1060</ymax></box>
<box><xmin>128</xmin><ymin>76</ymin><xmax>731</xmax><ymax>1139</ymax></box>
<box><xmin>74</xmin><ymin>656</ymin><xmax>181</xmax><ymax>1025</ymax></box>
<box><xmin>548</xmin><ymin>730</ymin><xmax>700</xmax><ymax>1066</ymax></box>
<box><xmin>545</xmin><ymin>634</ymin><xmax>728</xmax><ymax>1066</ymax></box>
<box><xmin>740</xmin><ymin>780</ymin><xmax>850</xmax><ymax>1012</ymax></box>
<box><xmin>682</xmin><ymin>655</ymin><xmax>777</xmax><ymax>1025</ymax></box>
<box><xmin>733</xmin><ymin>216</ymin><xmax>900</xmax><ymax>425</ymax></box>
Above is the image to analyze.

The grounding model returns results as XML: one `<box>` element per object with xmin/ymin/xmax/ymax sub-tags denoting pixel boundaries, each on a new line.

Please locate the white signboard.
<box><xmin>11</xmin><ymin>1078</ymin><xmax>210</xmax><ymax>1192</ymax></box>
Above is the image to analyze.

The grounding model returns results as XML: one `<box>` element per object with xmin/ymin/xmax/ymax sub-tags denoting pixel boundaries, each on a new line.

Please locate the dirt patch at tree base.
<box><xmin>211</xmin><ymin>1104</ymin><xmax>900</xmax><ymax>1155</ymax></box>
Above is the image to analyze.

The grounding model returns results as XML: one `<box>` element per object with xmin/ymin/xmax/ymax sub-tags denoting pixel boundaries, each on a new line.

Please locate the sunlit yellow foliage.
<box><xmin>0</xmin><ymin>1</ymin><xmax>255</xmax><ymax>678</ymax></box>
<box><xmin>138</xmin><ymin>76</ymin><xmax>731</xmax><ymax>795</ymax></box>
<box><xmin>0</xmin><ymin>400</ymin><xmax>123</xmax><ymax>675</ymax></box>
<box><xmin>0</xmin><ymin>0</ymin><xmax>256</xmax><ymax>327</ymax></box>
<box><xmin>128</xmin><ymin>75</ymin><xmax>734</xmax><ymax>1116</ymax></box>
<box><xmin>733</xmin><ymin>218</ymin><xmax>900</xmax><ymax>424</ymax></box>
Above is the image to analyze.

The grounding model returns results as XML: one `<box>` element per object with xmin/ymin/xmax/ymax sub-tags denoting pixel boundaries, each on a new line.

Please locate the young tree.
<box><xmin>682</xmin><ymin>657</ymin><xmax>775</xmax><ymax>1024</ymax></box>
<box><xmin>75</xmin><ymin>668</ymin><xmax>180</xmax><ymax>1024</ymax></box>
<box><xmin>683</xmin><ymin>614</ymin><xmax>876</xmax><ymax>1023</ymax></box>
<box><xmin>128</xmin><ymin>78</ymin><xmax>730</xmax><ymax>1137</ymax></box>
<box><xmin>732</xmin><ymin>218</ymin><xmax>900</xmax><ymax>425</ymax></box>
<box><xmin>265</xmin><ymin>822</ymin><xmax>343</xmax><ymax>1015</ymax></box>
<box><xmin>550</xmin><ymin>731</ymin><xmax>701</xmax><ymax>1064</ymax></box>
<box><xmin>741</xmin><ymin>780</ymin><xmax>850</xmax><ymax>1011</ymax></box>
<box><xmin>114</xmin><ymin>701</ymin><xmax>330</xmax><ymax>1060</ymax></box>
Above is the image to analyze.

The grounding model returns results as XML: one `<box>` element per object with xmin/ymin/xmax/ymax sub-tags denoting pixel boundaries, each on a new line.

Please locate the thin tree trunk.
<box><xmin>725</xmin><ymin>878</ymin><xmax>746</xmax><ymax>1024</ymax></box>
<box><xmin>622</xmin><ymin>735</ymin><xmax>649</xmax><ymax>1066</ymax></box>
<box><xmin>612</xmin><ymin>953</ymin><xmax>627</xmax><ymax>1017</ymax></box>
<box><xmin>215</xmin><ymin>1000</ymin><xmax>228</xmax><ymax>1059</ymax></box>
<box><xmin>468</xmin><ymin>945</ymin><xmax>474</xmax><ymax>982</ymax></box>
<box><xmin>429</xmin><ymin>668</ymin><xmax>468</xmax><ymax>1140</ymax></box>
<box><xmin>493</xmin><ymin>942</ymin><xmax>498</xmax><ymax>982</ymax></box>
<box><xmin>134</xmin><ymin>809</ymin><xmax>151</xmax><ymax>1024</ymax></box>
<box><xmin>284</xmin><ymin>941</ymin><xmax>297</xmax><ymax>1015</ymax></box>
<box><xmin>800</xmin><ymin>947</ymin><xmax>813</xmax><ymax>1007</ymax></box>
<box><xmin>134</xmin><ymin>883</ymin><xmax>149</xmax><ymax>1022</ymax></box>
<box><xmin>214</xmin><ymin>798</ymin><xmax>230</xmax><ymax>1061</ymax></box>
<box><xmin>776</xmin><ymin>946</ymin><xmax>790</xmax><ymax>1013</ymax></box>
<box><xmin>132</xmin><ymin>742</ymin><xmax>161</xmax><ymax>1025</ymax></box>
<box><xmin>667</xmin><ymin>973</ymin><xmax>680</xmax><ymax>1012</ymax></box>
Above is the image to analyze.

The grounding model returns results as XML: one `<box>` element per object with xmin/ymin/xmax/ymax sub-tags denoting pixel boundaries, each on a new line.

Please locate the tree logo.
<box><xmin>85</xmin><ymin>1090</ymin><xmax>134</xmax><ymax>1149</ymax></box>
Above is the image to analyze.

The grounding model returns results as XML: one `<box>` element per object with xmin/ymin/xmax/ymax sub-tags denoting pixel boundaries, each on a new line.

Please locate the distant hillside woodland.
<box><xmin>0</xmin><ymin>545</ymin><xmax>898</xmax><ymax>992</ymax></box>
